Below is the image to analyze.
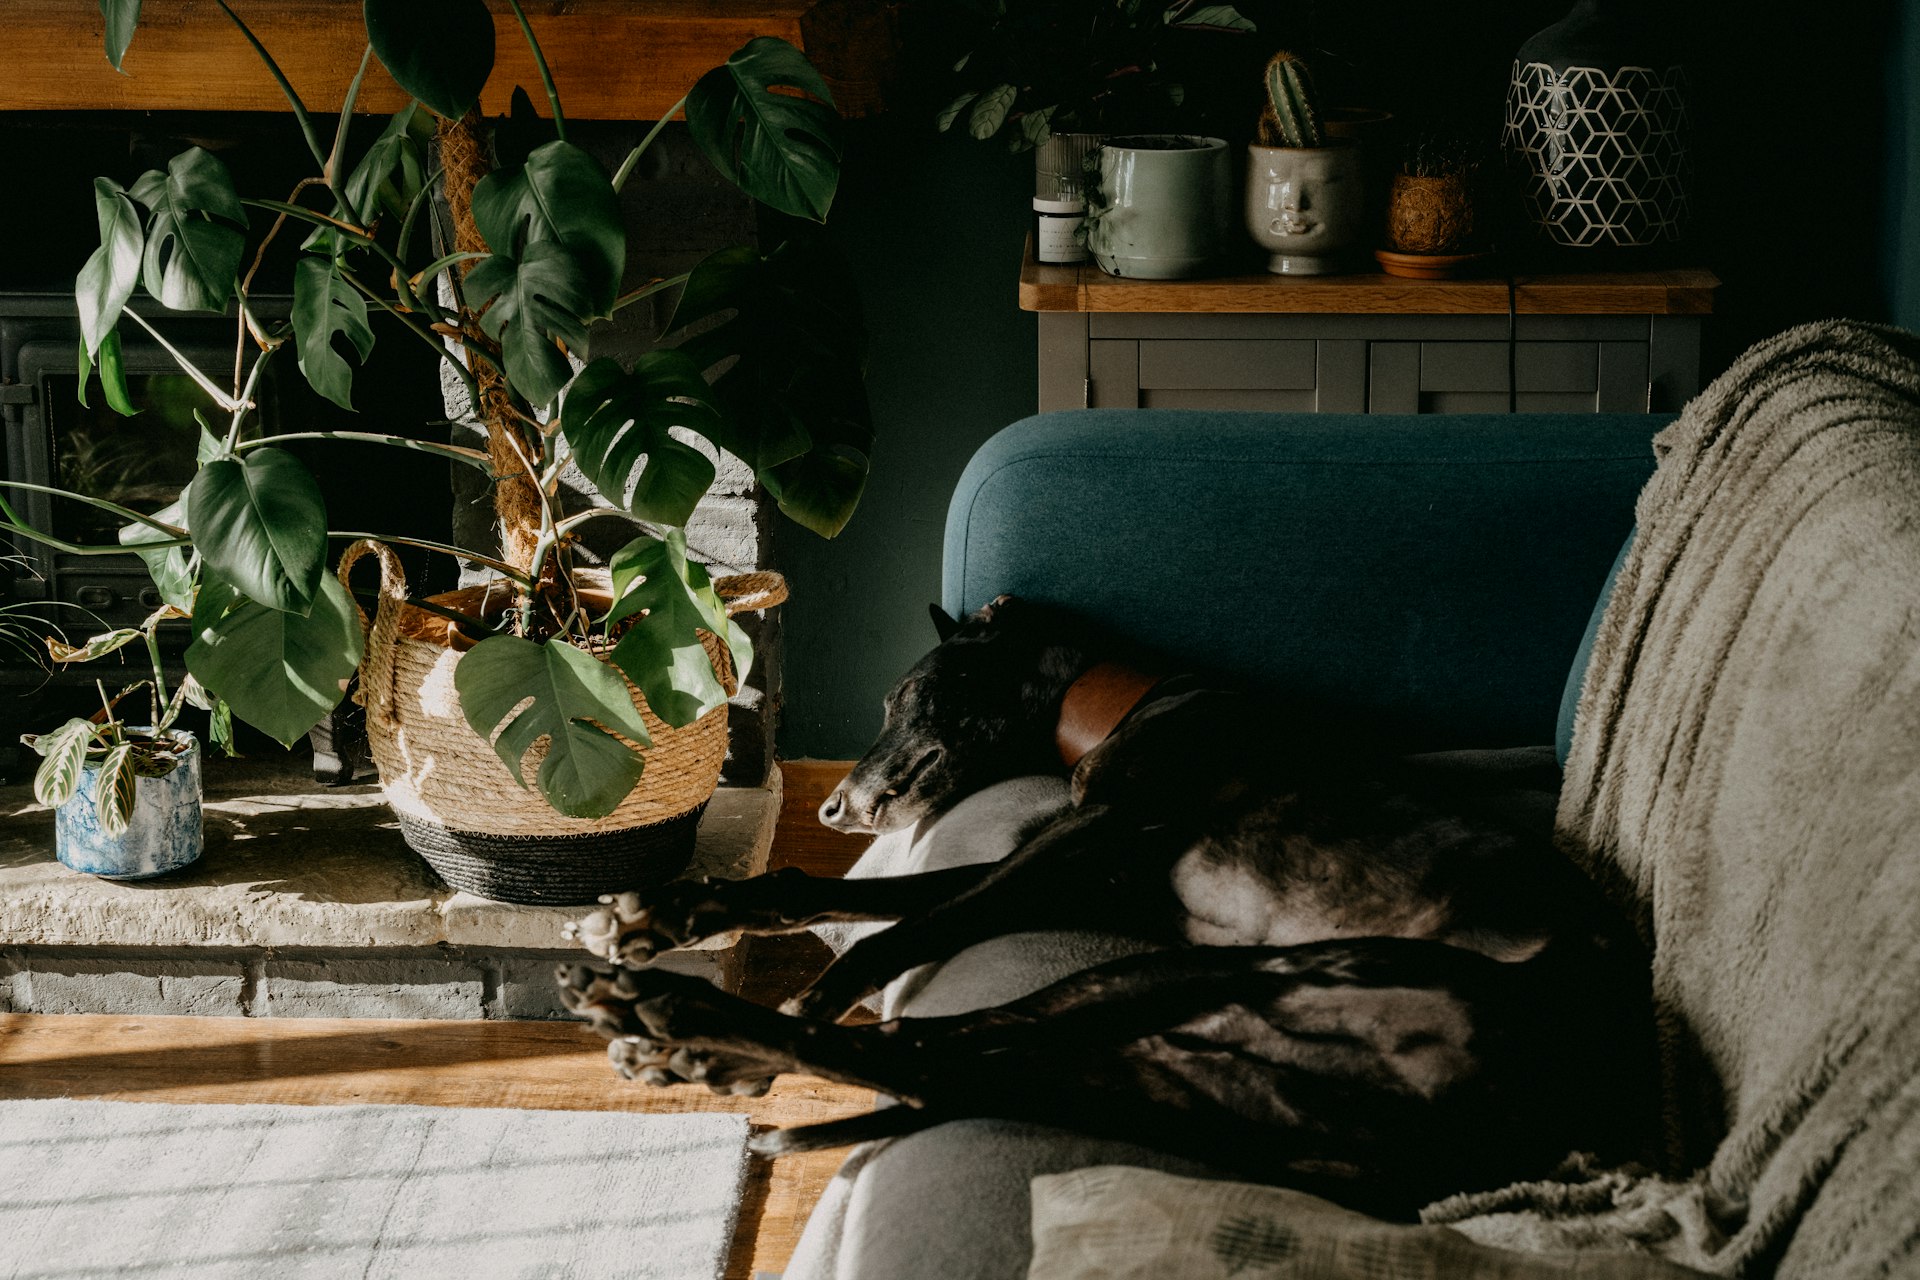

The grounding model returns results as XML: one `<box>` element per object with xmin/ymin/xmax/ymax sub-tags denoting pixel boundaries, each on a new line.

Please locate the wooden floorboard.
<box><xmin>0</xmin><ymin>757</ymin><xmax>873</xmax><ymax>1279</ymax></box>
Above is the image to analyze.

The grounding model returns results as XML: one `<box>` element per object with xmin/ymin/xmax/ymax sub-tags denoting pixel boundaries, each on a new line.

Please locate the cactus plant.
<box><xmin>1257</xmin><ymin>51</ymin><xmax>1326</xmax><ymax>148</ymax></box>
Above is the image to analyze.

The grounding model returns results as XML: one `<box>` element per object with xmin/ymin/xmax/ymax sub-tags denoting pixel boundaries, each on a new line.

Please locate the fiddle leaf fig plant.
<box><xmin>2</xmin><ymin>0</ymin><xmax>872</xmax><ymax>821</ymax></box>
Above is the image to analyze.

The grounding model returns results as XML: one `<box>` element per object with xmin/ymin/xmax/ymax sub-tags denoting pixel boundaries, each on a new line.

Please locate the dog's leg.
<box><xmin>558</xmin><ymin>962</ymin><xmax>944</xmax><ymax>1103</ymax></box>
<box><xmin>566</xmin><ymin>937</ymin><xmax>1540</xmax><ymax>1208</ymax></box>
<box><xmin>567</xmin><ymin>864</ymin><xmax>996</xmax><ymax>967</ymax></box>
<box><xmin>783</xmin><ymin>804</ymin><xmax>1194</xmax><ymax>1021</ymax></box>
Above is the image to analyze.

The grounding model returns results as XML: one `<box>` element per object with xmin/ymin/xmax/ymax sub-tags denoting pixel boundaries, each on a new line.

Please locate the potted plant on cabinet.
<box><xmin>21</xmin><ymin>606</ymin><xmax>205</xmax><ymax>880</ymax></box>
<box><xmin>1243</xmin><ymin>50</ymin><xmax>1365</xmax><ymax>275</ymax></box>
<box><xmin>1376</xmin><ymin>126</ymin><xmax>1490</xmax><ymax>279</ymax></box>
<box><xmin>0</xmin><ymin>0</ymin><xmax>870</xmax><ymax>904</ymax></box>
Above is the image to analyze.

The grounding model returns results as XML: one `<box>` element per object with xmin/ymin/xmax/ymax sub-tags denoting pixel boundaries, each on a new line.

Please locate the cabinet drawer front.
<box><xmin>1138</xmin><ymin>340</ymin><xmax>1317</xmax><ymax>390</ymax></box>
<box><xmin>1419</xmin><ymin>342</ymin><xmax>1599</xmax><ymax>393</ymax></box>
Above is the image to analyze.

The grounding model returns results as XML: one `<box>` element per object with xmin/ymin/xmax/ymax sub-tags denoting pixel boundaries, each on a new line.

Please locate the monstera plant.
<box><xmin>2</xmin><ymin>0</ymin><xmax>871</xmax><ymax>823</ymax></box>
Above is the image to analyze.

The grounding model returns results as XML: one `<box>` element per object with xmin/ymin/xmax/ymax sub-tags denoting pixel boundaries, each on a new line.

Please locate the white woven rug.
<box><xmin>0</xmin><ymin>1098</ymin><xmax>751</xmax><ymax>1280</ymax></box>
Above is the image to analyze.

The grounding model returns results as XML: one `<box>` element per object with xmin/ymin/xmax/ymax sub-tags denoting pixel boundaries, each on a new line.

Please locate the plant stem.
<box><xmin>328</xmin><ymin>45</ymin><xmax>376</xmax><ymax>194</ymax></box>
<box><xmin>143</xmin><ymin>627</ymin><xmax>166</xmax><ymax>730</ymax></box>
<box><xmin>236</xmin><ymin>431</ymin><xmax>492</xmax><ymax>472</ymax></box>
<box><xmin>504</xmin><ymin>0</ymin><xmax>568</xmax><ymax>142</ymax></box>
<box><xmin>123</xmin><ymin>307</ymin><xmax>237</xmax><ymax>412</ymax></box>
<box><xmin>223</xmin><ymin>343</ymin><xmax>276</xmax><ymax>451</ymax></box>
<box><xmin>213</xmin><ymin>0</ymin><xmax>328</xmax><ymax>168</ymax></box>
<box><xmin>612</xmin><ymin>272</ymin><xmax>691</xmax><ymax>313</ymax></box>
<box><xmin>612</xmin><ymin>101</ymin><xmax>686</xmax><ymax>193</ymax></box>
<box><xmin>326</xmin><ymin>532</ymin><xmax>535</xmax><ymax>586</ymax></box>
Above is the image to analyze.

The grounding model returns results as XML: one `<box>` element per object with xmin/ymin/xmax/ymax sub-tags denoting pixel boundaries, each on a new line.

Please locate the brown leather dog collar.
<box><xmin>1056</xmin><ymin>661</ymin><xmax>1165</xmax><ymax>768</ymax></box>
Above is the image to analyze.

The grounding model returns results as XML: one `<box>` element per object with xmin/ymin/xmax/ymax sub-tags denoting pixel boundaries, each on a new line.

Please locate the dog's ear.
<box><xmin>980</xmin><ymin>593</ymin><xmax>1017</xmax><ymax>623</ymax></box>
<box><xmin>929</xmin><ymin>604</ymin><xmax>961</xmax><ymax>642</ymax></box>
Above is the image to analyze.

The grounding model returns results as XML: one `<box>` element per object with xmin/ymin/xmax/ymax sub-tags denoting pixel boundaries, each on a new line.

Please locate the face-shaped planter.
<box><xmin>1085</xmin><ymin>136</ymin><xmax>1233</xmax><ymax>280</ymax></box>
<box><xmin>1244</xmin><ymin>142</ymin><xmax>1365</xmax><ymax>275</ymax></box>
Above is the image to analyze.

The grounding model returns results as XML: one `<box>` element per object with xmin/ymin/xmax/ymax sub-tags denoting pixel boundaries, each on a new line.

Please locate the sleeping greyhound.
<box><xmin>557</xmin><ymin>597</ymin><xmax>1654</xmax><ymax>1216</ymax></box>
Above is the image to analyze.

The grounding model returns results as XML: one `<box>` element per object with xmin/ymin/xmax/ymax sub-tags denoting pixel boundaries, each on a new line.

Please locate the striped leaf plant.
<box><xmin>19</xmin><ymin>606</ymin><xmax>200</xmax><ymax>837</ymax></box>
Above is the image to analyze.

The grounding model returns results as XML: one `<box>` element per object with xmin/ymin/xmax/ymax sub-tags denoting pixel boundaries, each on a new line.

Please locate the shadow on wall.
<box><xmin>774</xmin><ymin>119</ymin><xmax>1037</xmax><ymax>759</ymax></box>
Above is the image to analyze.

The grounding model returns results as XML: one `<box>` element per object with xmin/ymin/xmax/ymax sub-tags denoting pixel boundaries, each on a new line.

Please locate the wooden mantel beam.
<box><xmin>0</xmin><ymin>0</ymin><xmax>895</xmax><ymax>120</ymax></box>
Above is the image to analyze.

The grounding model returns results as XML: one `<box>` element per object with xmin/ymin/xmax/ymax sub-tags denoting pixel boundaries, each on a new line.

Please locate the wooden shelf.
<box><xmin>0</xmin><ymin>0</ymin><xmax>894</xmax><ymax>120</ymax></box>
<box><xmin>1021</xmin><ymin>251</ymin><xmax>1719</xmax><ymax>317</ymax></box>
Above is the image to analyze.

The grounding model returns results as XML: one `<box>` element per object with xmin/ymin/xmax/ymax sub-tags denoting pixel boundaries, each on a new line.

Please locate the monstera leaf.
<box><xmin>687</xmin><ymin>37</ymin><xmax>843</xmax><ymax>223</ymax></box>
<box><xmin>128</xmin><ymin>148</ymin><xmax>247</xmax><ymax>314</ymax></box>
<box><xmin>291</xmin><ymin>255</ymin><xmax>375</xmax><ymax>410</ymax></box>
<box><xmin>604</xmin><ymin>530</ymin><xmax>750</xmax><ymax>729</ymax></box>
<box><xmin>119</xmin><ymin>496</ymin><xmax>193</xmax><ymax>612</ymax></box>
<box><xmin>454</xmin><ymin>634</ymin><xmax>655</xmax><ymax>820</ymax></box>
<box><xmin>666</xmin><ymin>240</ymin><xmax>872</xmax><ymax>537</ymax></box>
<box><xmin>472</xmin><ymin>141</ymin><xmax>624</xmax><ymax>317</ymax></box>
<box><xmin>558</xmin><ymin>353</ymin><xmax>723</xmax><ymax>527</ymax></box>
<box><xmin>100</xmin><ymin>0</ymin><xmax>141</xmax><ymax>71</ymax></box>
<box><xmin>363</xmin><ymin>0</ymin><xmax>494</xmax><ymax>120</ymax></box>
<box><xmin>305</xmin><ymin>104</ymin><xmax>433</xmax><ymax>250</ymax></box>
<box><xmin>187</xmin><ymin>449</ymin><xmax>327</xmax><ymax>615</ymax></box>
<box><xmin>76</xmin><ymin>178</ymin><xmax>142</xmax><ymax>356</ymax></box>
<box><xmin>184</xmin><ymin>573</ymin><xmax>363</xmax><ymax>747</ymax></box>
<box><xmin>465</xmin><ymin>240</ymin><xmax>592</xmax><ymax>410</ymax></box>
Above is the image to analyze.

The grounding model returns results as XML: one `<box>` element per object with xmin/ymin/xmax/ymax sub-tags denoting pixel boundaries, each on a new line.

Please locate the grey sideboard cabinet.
<box><xmin>1021</xmin><ymin>246</ymin><xmax>1718</xmax><ymax>417</ymax></box>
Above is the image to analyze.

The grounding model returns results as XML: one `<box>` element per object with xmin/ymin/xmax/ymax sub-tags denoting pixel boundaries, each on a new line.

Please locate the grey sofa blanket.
<box><xmin>1429</xmin><ymin>322</ymin><xmax>1920</xmax><ymax>1278</ymax></box>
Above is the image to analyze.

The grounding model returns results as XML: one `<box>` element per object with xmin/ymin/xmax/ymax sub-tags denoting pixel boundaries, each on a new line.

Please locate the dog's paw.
<box><xmin>562</xmin><ymin>883</ymin><xmax>739</xmax><ymax>967</ymax></box>
<box><xmin>557</xmin><ymin>964</ymin><xmax>777</xmax><ymax>1096</ymax></box>
<box><xmin>606</xmin><ymin>1037</ymin><xmax>775</xmax><ymax>1096</ymax></box>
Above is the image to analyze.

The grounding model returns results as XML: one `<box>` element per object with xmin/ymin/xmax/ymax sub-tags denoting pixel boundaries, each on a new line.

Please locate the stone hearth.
<box><xmin>0</xmin><ymin>757</ymin><xmax>777</xmax><ymax>1019</ymax></box>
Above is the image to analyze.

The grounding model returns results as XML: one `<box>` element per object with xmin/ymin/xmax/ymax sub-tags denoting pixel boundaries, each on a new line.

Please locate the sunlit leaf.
<box><xmin>188</xmin><ymin>450</ymin><xmax>328</xmax><ymax>615</ymax></box>
<box><xmin>558</xmin><ymin>353</ymin><xmax>722</xmax><ymax>527</ymax></box>
<box><xmin>184</xmin><ymin>574</ymin><xmax>362</xmax><ymax>747</ymax></box>
<box><xmin>603</xmin><ymin>530</ymin><xmax>737</xmax><ymax>728</ymax></box>
<box><xmin>76</xmin><ymin>178</ymin><xmax>143</xmax><ymax>356</ymax></box>
<box><xmin>27</xmin><ymin>719</ymin><xmax>96</xmax><ymax>809</ymax></box>
<box><xmin>120</xmin><ymin>495</ymin><xmax>193</xmax><ymax>612</ymax></box>
<box><xmin>454</xmin><ymin>634</ymin><xmax>653</xmax><ymax>820</ymax></box>
<box><xmin>95</xmin><ymin>742</ymin><xmax>138</xmax><ymax>836</ymax></box>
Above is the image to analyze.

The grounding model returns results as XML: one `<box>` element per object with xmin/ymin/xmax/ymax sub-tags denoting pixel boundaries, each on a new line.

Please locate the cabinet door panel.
<box><xmin>1419</xmin><ymin>342</ymin><xmax>1599</xmax><ymax>393</ymax></box>
<box><xmin>1142</xmin><ymin>388</ymin><xmax>1319</xmax><ymax>411</ymax></box>
<box><xmin>1089</xmin><ymin>340</ymin><xmax>1139</xmax><ymax>408</ymax></box>
<box><xmin>1137</xmin><ymin>340</ymin><xmax>1317</xmax><ymax>390</ymax></box>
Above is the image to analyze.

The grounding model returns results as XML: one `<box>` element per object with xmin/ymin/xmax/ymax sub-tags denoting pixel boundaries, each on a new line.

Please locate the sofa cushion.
<box><xmin>1556</xmin><ymin>529</ymin><xmax>1635</xmax><ymax>766</ymax></box>
<box><xmin>944</xmin><ymin>411</ymin><xmax>1663</xmax><ymax>751</ymax></box>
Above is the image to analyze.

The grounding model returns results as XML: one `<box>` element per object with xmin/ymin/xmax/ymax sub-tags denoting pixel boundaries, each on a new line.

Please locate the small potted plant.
<box><xmin>1376</xmin><ymin>126</ymin><xmax>1490</xmax><ymax>279</ymax></box>
<box><xmin>1243</xmin><ymin>50</ymin><xmax>1365</xmax><ymax>275</ymax></box>
<box><xmin>22</xmin><ymin>607</ymin><xmax>204</xmax><ymax>879</ymax></box>
<box><xmin>0</xmin><ymin>1</ymin><xmax>869</xmax><ymax>904</ymax></box>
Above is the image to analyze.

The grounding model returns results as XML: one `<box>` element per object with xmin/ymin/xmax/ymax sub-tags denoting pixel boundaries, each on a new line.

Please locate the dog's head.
<box><xmin>818</xmin><ymin>595</ymin><xmax>1098</xmax><ymax>834</ymax></box>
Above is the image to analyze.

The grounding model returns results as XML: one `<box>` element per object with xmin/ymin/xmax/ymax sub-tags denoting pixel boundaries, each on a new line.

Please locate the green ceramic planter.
<box><xmin>1086</xmin><ymin>135</ymin><xmax>1232</xmax><ymax>280</ymax></box>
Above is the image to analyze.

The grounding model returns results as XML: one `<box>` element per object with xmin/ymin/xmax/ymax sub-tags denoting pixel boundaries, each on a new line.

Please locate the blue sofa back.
<box><xmin>943</xmin><ymin>410</ymin><xmax>1666</xmax><ymax>751</ymax></box>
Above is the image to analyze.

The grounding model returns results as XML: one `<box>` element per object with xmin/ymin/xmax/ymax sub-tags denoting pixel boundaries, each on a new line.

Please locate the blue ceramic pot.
<box><xmin>54</xmin><ymin>730</ymin><xmax>203</xmax><ymax>879</ymax></box>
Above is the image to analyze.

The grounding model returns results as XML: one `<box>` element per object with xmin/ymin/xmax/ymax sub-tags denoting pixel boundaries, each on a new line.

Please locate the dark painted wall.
<box><xmin>1889</xmin><ymin>0</ymin><xmax>1920</xmax><ymax>331</ymax></box>
<box><xmin>774</xmin><ymin>119</ymin><xmax>1037</xmax><ymax>756</ymax></box>
<box><xmin>774</xmin><ymin>0</ymin><xmax>1918</xmax><ymax>759</ymax></box>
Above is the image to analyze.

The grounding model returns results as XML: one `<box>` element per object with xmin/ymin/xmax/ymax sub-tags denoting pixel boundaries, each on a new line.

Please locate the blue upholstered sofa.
<box><xmin>787</xmin><ymin>408</ymin><xmax>1669</xmax><ymax>1278</ymax></box>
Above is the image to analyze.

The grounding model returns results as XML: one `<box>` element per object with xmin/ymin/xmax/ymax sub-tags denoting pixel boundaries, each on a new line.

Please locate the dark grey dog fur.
<box><xmin>559</xmin><ymin>597</ymin><xmax>1654</xmax><ymax>1218</ymax></box>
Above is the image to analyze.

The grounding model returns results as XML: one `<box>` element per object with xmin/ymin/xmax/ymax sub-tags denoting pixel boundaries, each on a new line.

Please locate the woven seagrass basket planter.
<box><xmin>338</xmin><ymin>541</ymin><xmax>785</xmax><ymax>906</ymax></box>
